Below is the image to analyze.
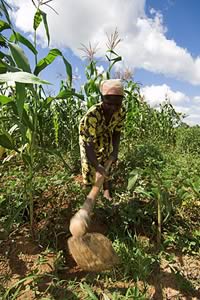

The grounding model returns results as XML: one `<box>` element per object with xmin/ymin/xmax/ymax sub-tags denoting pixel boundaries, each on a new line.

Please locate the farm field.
<box><xmin>0</xmin><ymin>149</ymin><xmax>200</xmax><ymax>299</ymax></box>
<box><xmin>0</xmin><ymin>1</ymin><xmax>200</xmax><ymax>299</ymax></box>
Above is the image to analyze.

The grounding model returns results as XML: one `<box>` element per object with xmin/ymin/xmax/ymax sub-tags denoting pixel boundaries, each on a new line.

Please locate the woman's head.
<box><xmin>100</xmin><ymin>79</ymin><xmax>124</xmax><ymax>97</ymax></box>
<box><xmin>100</xmin><ymin>79</ymin><xmax>124</xmax><ymax>113</ymax></box>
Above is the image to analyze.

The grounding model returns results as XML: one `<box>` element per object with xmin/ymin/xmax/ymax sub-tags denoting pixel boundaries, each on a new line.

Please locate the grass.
<box><xmin>0</xmin><ymin>149</ymin><xmax>200</xmax><ymax>299</ymax></box>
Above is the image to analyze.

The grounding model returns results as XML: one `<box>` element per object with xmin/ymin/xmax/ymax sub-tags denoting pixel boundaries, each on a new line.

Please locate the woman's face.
<box><xmin>102</xmin><ymin>95</ymin><xmax>123</xmax><ymax>114</ymax></box>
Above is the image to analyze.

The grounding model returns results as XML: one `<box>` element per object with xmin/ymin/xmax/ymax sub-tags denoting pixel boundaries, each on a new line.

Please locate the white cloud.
<box><xmin>9</xmin><ymin>0</ymin><xmax>145</xmax><ymax>53</ymax></box>
<box><xmin>141</xmin><ymin>84</ymin><xmax>200</xmax><ymax>125</ymax></box>
<box><xmin>8</xmin><ymin>0</ymin><xmax>200</xmax><ymax>86</ymax></box>
<box><xmin>141</xmin><ymin>84</ymin><xmax>189</xmax><ymax>106</ymax></box>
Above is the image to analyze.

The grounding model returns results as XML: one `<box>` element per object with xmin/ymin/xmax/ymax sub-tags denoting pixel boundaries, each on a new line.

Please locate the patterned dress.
<box><xmin>79</xmin><ymin>102</ymin><xmax>126</xmax><ymax>185</ymax></box>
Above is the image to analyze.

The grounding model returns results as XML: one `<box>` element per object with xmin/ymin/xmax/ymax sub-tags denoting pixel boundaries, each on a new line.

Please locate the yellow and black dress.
<box><xmin>79</xmin><ymin>102</ymin><xmax>125</xmax><ymax>185</ymax></box>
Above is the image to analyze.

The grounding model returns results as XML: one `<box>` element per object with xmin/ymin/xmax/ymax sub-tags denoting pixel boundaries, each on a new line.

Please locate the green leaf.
<box><xmin>22</xmin><ymin>153</ymin><xmax>32</xmax><ymax>167</ymax></box>
<box><xmin>0</xmin><ymin>95</ymin><xmax>13</xmax><ymax>105</ymax></box>
<box><xmin>0</xmin><ymin>59</ymin><xmax>7</xmax><ymax>73</ymax></box>
<box><xmin>62</xmin><ymin>55</ymin><xmax>72</xmax><ymax>86</ymax></box>
<box><xmin>0</xmin><ymin>56</ymin><xmax>22</xmax><ymax>73</ymax></box>
<box><xmin>0</xmin><ymin>0</ymin><xmax>13</xmax><ymax>30</ymax></box>
<box><xmin>127</xmin><ymin>173</ymin><xmax>139</xmax><ymax>191</ymax></box>
<box><xmin>105</xmin><ymin>54</ymin><xmax>111</xmax><ymax>61</ymax></box>
<box><xmin>34</xmin><ymin>48</ymin><xmax>72</xmax><ymax>85</ymax></box>
<box><xmin>9</xmin><ymin>102</ymin><xmax>34</xmax><ymax>131</ymax></box>
<box><xmin>0</xmin><ymin>33</ymin><xmax>7</xmax><ymax>49</ymax></box>
<box><xmin>54</xmin><ymin>89</ymin><xmax>84</xmax><ymax>100</ymax></box>
<box><xmin>106</xmin><ymin>71</ymin><xmax>110</xmax><ymax>79</ymax></box>
<box><xmin>47</xmin><ymin>89</ymin><xmax>84</xmax><ymax>104</ymax></box>
<box><xmin>108</xmin><ymin>56</ymin><xmax>122</xmax><ymax>72</ymax></box>
<box><xmin>16</xmin><ymin>82</ymin><xmax>25</xmax><ymax>118</ymax></box>
<box><xmin>106</xmin><ymin>49</ymin><xmax>119</xmax><ymax>56</ymax></box>
<box><xmin>0</xmin><ymin>20</ymin><xmax>10</xmax><ymax>32</ymax></box>
<box><xmin>22</xmin><ymin>109</ymin><xmax>34</xmax><ymax>131</ymax></box>
<box><xmin>34</xmin><ymin>48</ymin><xmax>59</xmax><ymax>75</ymax></box>
<box><xmin>0</xmin><ymin>133</ymin><xmax>15</xmax><ymax>150</ymax></box>
<box><xmin>110</xmin><ymin>55</ymin><xmax>122</xmax><ymax>62</ymax></box>
<box><xmin>10</xmin><ymin>32</ymin><xmax>38</xmax><ymax>55</ymax></box>
<box><xmin>3</xmin><ymin>274</ymin><xmax>38</xmax><ymax>300</ymax></box>
<box><xmin>33</xmin><ymin>9</ymin><xmax>42</xmax><ymax>31</ymax></box>
<box><xmin>88</xmin><ymin>61</ymin><xmax>94</xmax><ymax>75</ymax></box>
<box><xmin>72</xmin><ymin>92</ymin><xmax>84</xmax><ymax>100</ymax></box>
<box><xmin>0</xmin><ymin>50</ymin><xmax>15</xmax><ymax>65</ymax></box>
<box><xmin>8</xmin><ymin>42</ymin><xmax>31</xmax><ymax>73</ymax></box>
<box><xmin>40</xmin><ymin>10</ymin><xmax>50</xmax><ymax>46</ymax></box>
<box><xmin>134</xmin><ymin>187</ymin><xmax>153</xmax><ymax>198</ymax></box>
<box><xmin>0</xmin><ymin>71</ymin><xmax>51</xmax><ymax>84</ymax></box>
<box><xmin>80</xmin><ymin>283</ymin><xmax>98</xmax><ymax>300</ymax></box>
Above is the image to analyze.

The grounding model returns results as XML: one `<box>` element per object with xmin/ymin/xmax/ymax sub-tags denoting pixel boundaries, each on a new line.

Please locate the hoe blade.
<box><xmin>68</xmin><ymin>232</ymin><xmax>120</xmax><ymax>272</ymax></box>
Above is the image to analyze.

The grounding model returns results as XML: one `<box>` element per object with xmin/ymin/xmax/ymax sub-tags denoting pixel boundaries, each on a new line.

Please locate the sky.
<box><xmin>6</xmin><ymin>0</ymin><xmax>200</xmax><ymax>126</ymax></box>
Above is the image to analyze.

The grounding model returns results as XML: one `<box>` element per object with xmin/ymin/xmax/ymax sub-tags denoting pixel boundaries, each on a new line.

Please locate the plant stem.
<box><xmin>157</xmin><ymin>192</ymin><xmax>162</xmax><ymax>246</ymax></box>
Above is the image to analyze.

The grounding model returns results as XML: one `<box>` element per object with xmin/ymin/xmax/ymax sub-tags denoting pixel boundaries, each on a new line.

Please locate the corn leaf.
<box><xmin>127</xmin><ymin>173</ymin><xmax>139</xmax><ymax>191</ymax></box>
<box><xmin>34</xmin><ymin>48</ymin><xmax>72</xmax><ymax>85</ymax></box>
<box><xmin>0</xmin><ymin>133</ymin><xmax>15</xmax><ymax>150</ymax></box>
<box><xmin>9</xmin><ymin>102</ymin><xmax>34</xmax><ymax>131</ymax></box>
<box><xmin>106</xmin><ymin>49</ymin><xmax>120</xmax><ymax>57</ymax></box>
<box><xmin>0</xmin><ymin>59</ymin><xmax>22</xmax><ymax>73</ymax></box>
<box><xmin>10</xmin><ymin>32</ymin><xmax>38</xmax><ymax>55</ymax></box>
<box><xmin>0</xmin><ymin>20</ymin><xmax>10</xmax><ymax>32</ymax></box>
<box><xmin>40</xmin><ymin>9</ymin><xmax>50</xmax><ymax>46</ymax></box>
<box><xmin>108</xmin><ymin>56</ymin><xmax>122</xmax><ymax>72</ymax></box>
<box><xmin>54</xmin><ymin>89</ymin><xmax>84</xmax><ymax>100</ymax></box>
<box><xmin>0</xmin><ymin>0</ymin><xmax>13</xmax><ymax>31</ymax></box>
<box><xmin>0</xmin><ymin>50</ymin><xmax>15</xmax><ymax>66</ymax></box>
<box><xmin>0</xmin><ymin>95</ymin><xmax>13</xmax><ymax>105</ymax></box>
<box><xmin>0</xmin><ymin>59</ymin><xmax>7</xmax><ymax>73</ymax></box>
<box><xmin>22</xmin><ymin>109</ymin><xmax>34</xmax><ymax>130</ymax></box>
<box><xmin>33</xmin><ymin>9</ymin><xmax>42</xmax><ymax>31</ymax></box>
<box><xmin>0</xmin><ymin>71</ymin><xmax>51</xmax><ymax>84</ymax></box>
<box><xmin>8</xmin><ymin>42</ymin><xmax>31</xmax><ymax>73</ymax></box>
<box><xmin>16</xmin><ymin>82</ymin><xmax>25</xmax><ymax>118</ymax></box>
<box><xmin>22</xmin><ymin>153</ymin><xmax>32</xmax><ymax>167</ymax></box>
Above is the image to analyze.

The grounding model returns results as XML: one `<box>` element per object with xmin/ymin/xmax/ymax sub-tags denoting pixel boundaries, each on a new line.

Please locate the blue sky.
<box><xmin>143</xmin><ymin>0</ymin><xmax>200</xmax><ymax>92</ymax></box>
<box><xmin>6</xmin><ymin>0</ymin><xmax>200</xmax><ymax>125</ymax></box>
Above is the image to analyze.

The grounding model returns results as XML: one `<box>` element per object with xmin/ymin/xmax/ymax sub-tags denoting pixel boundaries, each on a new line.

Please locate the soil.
<box><xmin>0</xmin><ymin>177</ymin><xmax>200</xmax><ymax>300</ymax></box>
<box><xmin>1</xmin><ymin>225</ymin><xmax>200</xmax><ymax>299</ymax></box>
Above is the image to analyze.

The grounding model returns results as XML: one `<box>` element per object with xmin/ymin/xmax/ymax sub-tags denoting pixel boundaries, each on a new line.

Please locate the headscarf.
<box><xmin>100</xmin><ymin>79</ymin><xmax>124</xmax><ymax>96</ymax></box>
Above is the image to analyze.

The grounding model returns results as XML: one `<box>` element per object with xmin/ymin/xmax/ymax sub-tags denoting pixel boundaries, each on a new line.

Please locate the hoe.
<box><xmin>68</xmin><ymin>159</ymin><xmax>120</xmax><ymax>271</ymax></box>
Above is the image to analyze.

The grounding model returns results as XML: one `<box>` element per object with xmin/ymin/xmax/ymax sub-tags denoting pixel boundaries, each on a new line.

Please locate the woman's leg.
<box><xmin>103</xmin><ymin>179</ymin><xmax>112</xmax><ymax>200</ymax></box>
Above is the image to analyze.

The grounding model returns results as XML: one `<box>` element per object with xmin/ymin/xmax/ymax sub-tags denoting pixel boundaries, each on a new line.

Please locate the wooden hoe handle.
<box><xmin>85</xmin><ymin>159</ymin><xmax>113</xmax><ymax>208</ymax></box>
<box><xmin>69</xmin><ymin>159</ymin><xmax>113</xmax><ymax>237</ymax></box>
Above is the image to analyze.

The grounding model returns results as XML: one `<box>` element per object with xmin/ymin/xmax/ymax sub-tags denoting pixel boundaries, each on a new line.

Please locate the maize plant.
<box><xmin>0</xmin><ymin>0</ymin><xmax>77</xmax><ymax>230</ymax></box>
